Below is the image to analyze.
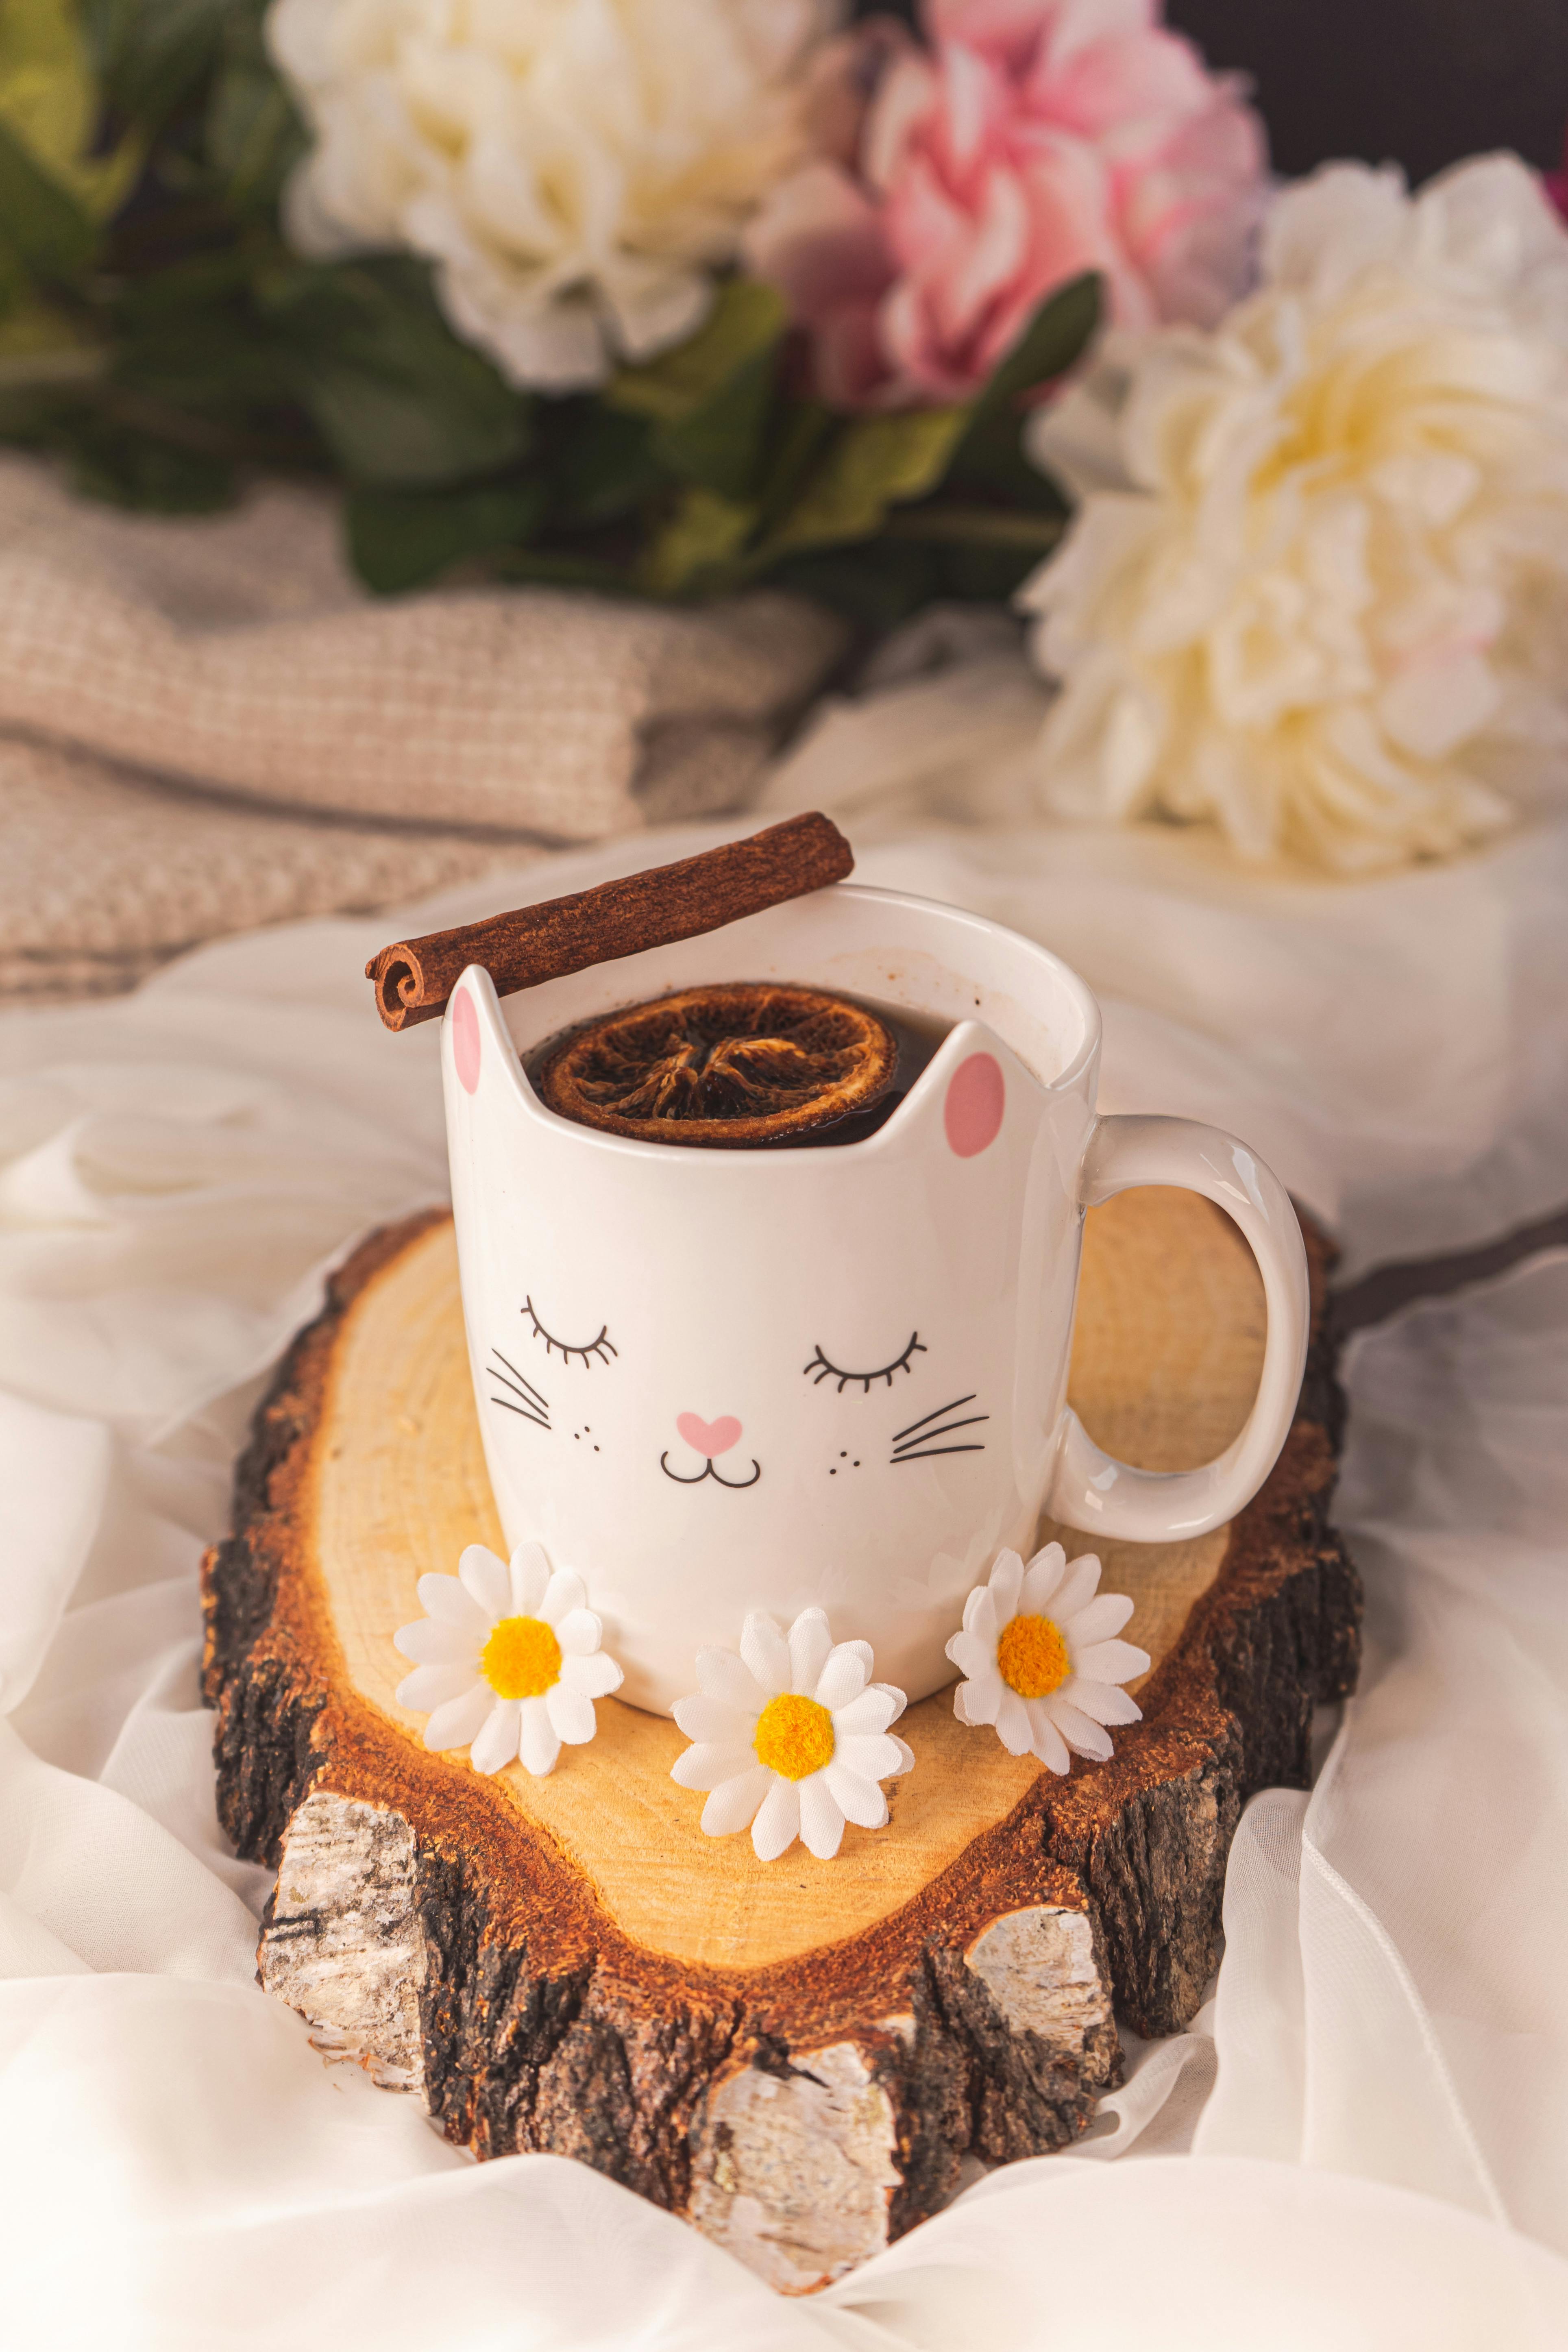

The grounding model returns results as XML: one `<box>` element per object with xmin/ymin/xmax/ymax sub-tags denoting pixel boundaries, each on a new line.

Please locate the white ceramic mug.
<box><xmin>442</xmin><ymin>884</ymin><xmax>1309</xmax><ymax>1714</ymax></box>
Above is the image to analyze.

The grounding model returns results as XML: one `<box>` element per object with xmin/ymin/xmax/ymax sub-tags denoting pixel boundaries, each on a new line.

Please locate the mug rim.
<box><xmin>460</xmin><ymin>882</ymin><xmax>1102</xmax><ymax>1167</ymax></box>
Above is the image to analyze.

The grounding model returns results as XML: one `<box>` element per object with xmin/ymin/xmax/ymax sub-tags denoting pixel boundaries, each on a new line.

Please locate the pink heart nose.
<box><xmin>676</xmin><ymin>1412</ymin><xmax>741</xmax><ymax>1459</ymax></box>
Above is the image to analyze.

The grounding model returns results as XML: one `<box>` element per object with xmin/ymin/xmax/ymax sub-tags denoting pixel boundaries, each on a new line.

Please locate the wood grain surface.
<box><xmin>203</xmin><ymin>1187</ymin><xmax>1358</xmax><ymax>2291</ymax></box>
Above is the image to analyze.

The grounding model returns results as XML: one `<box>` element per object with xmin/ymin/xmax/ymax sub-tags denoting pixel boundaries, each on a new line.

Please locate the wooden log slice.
<box><xmin>202</xmin><ymin>1190</ymin><xmax>1358</xmax><ymax>2293</ymax></box>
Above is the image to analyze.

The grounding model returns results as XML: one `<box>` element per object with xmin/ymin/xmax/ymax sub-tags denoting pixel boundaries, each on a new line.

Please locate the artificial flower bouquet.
<box><xmin>4</xmin><ymin>0</ymin><xmax>1567</xmax><ymax>872</ymax></box>
<box><xmin>0</xmin><ymin>0</ymin><xmax>1263</xmax><ymax>617</ymax></box>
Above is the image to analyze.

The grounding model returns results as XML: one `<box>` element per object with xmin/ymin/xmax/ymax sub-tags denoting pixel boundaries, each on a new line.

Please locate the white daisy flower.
<box><xmin>946</xmin><ymin>1543</ymin><xmax>1149</xmax><ymax>1775</ymax></box>
<box><xmin>671</xmin><ymin>1607</ymin><xmax>913</xmax><ymax>1862</ymax></box>
<box><xmin>393</xmin><ymin>1540</ymin><xmax>622</xmax><ymax>1777</ymax></box>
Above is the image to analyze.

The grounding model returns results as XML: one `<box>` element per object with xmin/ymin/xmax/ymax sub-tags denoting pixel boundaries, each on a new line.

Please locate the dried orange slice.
<box><xmin>534</xmin><ymin>982</ymin><xmax>899</xmax><ymax>1148</ymax></box>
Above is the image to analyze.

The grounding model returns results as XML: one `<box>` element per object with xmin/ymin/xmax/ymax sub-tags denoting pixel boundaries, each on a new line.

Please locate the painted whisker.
<box><xmin>892</xmin><ymin>1394</ymin><xmax>976</xmax><ymax>1443</ymax></box>
<box><xmin>490</xmin><ymin>1348</ymin><xmax>549</xmax><ymax>1413</ymax></box>
<box><xmin>893</xmin><ymin>1413</ymin><xmax>988</xmax><ymax>1454</ymax></box>
<box><xmin>889</xmin><ymin>1444</ymin><xmax>987</xmax><ymax>1464</ymax></box>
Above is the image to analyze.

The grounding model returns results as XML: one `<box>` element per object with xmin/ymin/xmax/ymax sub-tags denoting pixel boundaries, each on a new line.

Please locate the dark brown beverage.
<box><xmin>527</xmin><ymin>982</ymin><xmax>950</xmax><ymax>1149</ymax></box>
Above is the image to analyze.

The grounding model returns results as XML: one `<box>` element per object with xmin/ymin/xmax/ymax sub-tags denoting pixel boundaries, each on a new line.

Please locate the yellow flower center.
<box><xmin>753</xmin><ymin>1692</ymin><xmax>835</xmax><ymax>1781</ymax></box>
<box><xmin>479</xmin><ymin>1614</ymin><xmax>562</xmax><ymax>1699</ymax></box>
<box><xmin>996</xmin><ymin>1613</ymin><xmax>1070</xmax><ymax>1699</ymax></box>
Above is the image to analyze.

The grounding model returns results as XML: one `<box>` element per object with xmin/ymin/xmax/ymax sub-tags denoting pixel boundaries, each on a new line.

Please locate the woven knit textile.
<box><xmin>0</xmin><ymin>455</ymin><xmax>846</xmax><ymax>1002</ymax></box>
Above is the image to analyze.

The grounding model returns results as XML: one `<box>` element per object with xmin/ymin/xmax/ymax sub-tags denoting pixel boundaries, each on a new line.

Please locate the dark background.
<box><xmin>858</xmin><ymin>0</ymin><xmax>1568</xmax><ymax>184</ymax></box>
<box><xmin>1169</xmin><ymin>0</ymin><xmax>1568</xmax><ymax>183</ymax></box>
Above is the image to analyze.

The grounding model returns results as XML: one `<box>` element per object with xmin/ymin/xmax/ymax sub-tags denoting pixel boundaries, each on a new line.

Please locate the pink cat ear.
<box><xmin>944</xmin><ymin>1053</ymin><xmax>1004</xmax><ymax>1157</ymax></box>
<box><xmin>452</xmin><ymin>985</ymin><xmax>482</xmax><ymax>1095</ymax></box>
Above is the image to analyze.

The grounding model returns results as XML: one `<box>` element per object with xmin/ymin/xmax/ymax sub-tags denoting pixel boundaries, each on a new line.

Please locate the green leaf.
<box><xmin>0</xmin><ymin>117</ymin><xmax>95</xmax><ymax>281</ymax></box>
<box><xmin>929</xmin><ymin>538</ymin><xmax>1048</xmax><ymax>604</ymax></box>
<box><xmin>117</xmin><ymin>247</ymin><xmax>255</xmax><ymax>322</ymax></box>
<box><xmin>112</xmin><ymin>310</ymin><xmax>297</xmax><ymax>429</ymax></box>
<box><xmin>653</xmin><ymin>339</ymin><xmax>779</xmax><ymax>502</ymax></box>
<box><xmin>495</xmin><ymin>547</ymin><xmax>642</xmax><ymax>596</ymax></box>
<box><xmin>764</xmin><ymin>405</ymin><xmax>967</xmax><ymax>559</ymax></box>
<box><xmin>82</xmin><ymin>0</ymin><xmax>230</xmax><ymax>135</ymax></box>
<box><xmin>765</xmin><ymin>538</ymin><xmax>947</xmax><ymax>629</ymax></box>
<box><xmin>264</xmin><ymin>257</ymin><xmax>529</xmax><ymax>488</ymax></box>
<box><xmin>0</xmin><ymin>294</ymin><xmax>98</xmax><ymax>375</ymax></box>
<box><xmin>205</xmin><ymin>13</ymin><xmax>306</xmax><ymax>216</ymax></box>
<box><xmin>606</xmin><ymin>279</ymin><xmax>786</xmax><ymax>424</ymax></box>
<box><xmin>640</xmin><ymin>484</ymin><xmax>757</xmax><ymax>597</ymax></box>
<box><xmin>765</xmin><ymin>525</ymin><xmax>1055</xmax><ymax>624</ymax></box>
<box><xmin>950</xmin><ymin>273</ymin><xmax>1100</xmax><ymax>497</ymax></box>
<box><xmin>974</xmin><ymin>273</ymin><xmax>1100</xmax><ymax>418</ymax></box>
<box><xmin>751</xmin><ymin>396</ymin><xmax>833</xmax><ymax>531</ymax></box>
<box><xmin>550</xmin><ymin>403</ymin><xmax>664</xmax><ymax>525</ymax></box>
<box><xmin>59</xmin><ymin>410</ymin><xmax>237</xmax><ymax>511</ymax></box>
<box><xmin>0</xmin><ymin>0</ymin><xmax>138</xmax><ymax>220</ymax></box>
<box><xmin>880</xmin><ymin>501</ymin><xmax>1069</xmax><ymax>553</ymax></box>
<box><xmin>346</xmin><ymin>477</ymin><xmax>547</xmax><ymax>595</ymax></box>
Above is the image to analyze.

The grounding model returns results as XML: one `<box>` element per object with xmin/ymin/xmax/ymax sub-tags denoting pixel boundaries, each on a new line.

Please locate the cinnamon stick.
<box><xmin>365</xmin><ymin>812</ymin><xmax>854</xmax><ymax>1032</ymax></box>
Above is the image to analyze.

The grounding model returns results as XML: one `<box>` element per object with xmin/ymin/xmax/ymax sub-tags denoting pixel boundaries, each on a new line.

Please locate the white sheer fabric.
<box><xmin>2</xmin><ymin>788</ymin><xmax>1566</xmax><ymax>2342</ymax></box>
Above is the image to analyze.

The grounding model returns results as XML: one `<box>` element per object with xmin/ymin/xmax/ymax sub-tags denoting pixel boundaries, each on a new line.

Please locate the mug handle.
<box><xmin>1043</xmin><ymin>1115</ymin><xmax>1311</xmax><ymax>1544</ymax></box>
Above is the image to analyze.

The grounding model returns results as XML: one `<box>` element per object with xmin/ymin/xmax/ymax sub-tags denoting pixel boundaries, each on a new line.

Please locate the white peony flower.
<box><xmin>1019</xmin><ymin>155</ymin><xmax>1568</xmax><ymax>872</ymax></box>
<box><xmin>268</xmin><ymin>0</ymin><xmax>836</xmax><ymax>390</ymax></box>
<box><xmin>394</xmin><ymin>1539</ymin><xmax>622</xmax><ymax>1774</ymax></box>
<box><xmin>946</xmin><ymin>1542</ymin><xmax>1148</xmax><ymax>1774</ymax></box>
<box><xmin>671</xmin><ymin>1606</ymin><xmax>912</xmax><ymax>1860</ymax></box>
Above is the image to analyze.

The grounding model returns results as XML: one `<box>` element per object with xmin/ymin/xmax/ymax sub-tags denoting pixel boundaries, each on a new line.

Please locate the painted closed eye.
<box><xmin>523</xmin><ymin>1296</ymin><xmax>618</xmax><ymax>1369</ymax></box>
<box><xmin>804</xmin><ymin>1333</ymin><xmax>926</xmax><ymax>1393</ymax></box>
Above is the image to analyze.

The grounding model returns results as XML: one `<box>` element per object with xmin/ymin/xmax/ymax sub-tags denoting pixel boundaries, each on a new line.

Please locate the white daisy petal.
<box><xmin>825</xmin><ymin>1760</ymin><xmax>889</xmax><ymax>1828</ymax></box>
<box><xmin>554</xmin><ymin>1607</ymin><xmax>602</xmax><ymax>1657</ymax></box>
<box><xmin>788</xmin><ymin>1607</ymin><xmax>833</xmax><ymax>1695</ymax></box>
<box><xmin>1061</xmin><ymin>1674</ymin><xmax>1142</xmax><ymax>1727</ymax></box>
<box><xmin>394</xmin><ymin>1618</ymin><xmax>479</xmax><ymax>1666</ymax></box>
<box><xmin>989</xmin><ymin>1550</ymin><xmax>1024</xmax><ymax>1622</ymax></box>
<box><xmin>995</xmin><ymin>1689</ymin><xmax>1034</xmax><ymax>1756</ymax></box>
<box><xmin>1045</xmin><ymin>1695</ymin><xmax>1115</xmax><ymax>1760</ymax></box>
<box><xmin>560</xmin><ymin>1650</ymin><xmax>622</xmax><ymax>1699</ymax></box>
<box><xmin>459</xmin><ymin>1543</ymin><xmax>512</xmax><ymax>1619</ymax></box>
<box><xmin>963</xmin><ymin>1586</ymin><xmax>999</xmax><ymax>1639</ymax></box>
<box><xmin>675</xmin><ymin>1627</ymin><xmax>910</xmax><ymax>1858</ymax></box>
<box><xmin>1060</xmin><ymin>1592</ymin><xmax>1135</xmax><ymax>1647</ymax></box>
<box><xmin>798</xmin><ymin>1772</ymin><xmax>846</xmax><ymax>1860</ymax></box>
<box><xmin>505</xmin><ymin>1541</ymin><xmax>552</xmax><ymax>1616</ymax></box>
<box><xmin>1019</xmin><ymin>1540</ymin><xmax>1067</xmax><ymax>1612</ymax></box>
<box><xmin>395</xmin><ymin>1662</ymin><xmax>476</xmax><ymax>1712</ymax></box>
<box><xmin>956</xmin><ymin>1662</ymin><xmax>1004</xmax><ymax>1724</ymax></box>
<box><xmin>424</xmin><ymin>1683</ymin><xmax>492</xmax><ymax>1752</ymax></box>
<box><xmin>813</xmin><ymin>1641</ymin><xmax>872</xmax><ymax>1710</ymax></box>
<box><xmin>546</xmin><ymin>1683</ymin><xmax>597</xmax><ymax>1745</ymax></box>
<box><xmin>540</xmin><ymin>1566</ymin><xmax>587</xmax><ymax>1627</ymax></box>
<box><xmin>1025</xmin><ymin>1701</ymin><xmax>1071</xmax><ymax>1774</ymax></box>
<box><xmin>838</xmin><ymin>1731</ymin><xmax>906</xmax><ymax>1782</ymax></box>
<box><xmin>740</xmin><ymin>1612</ymin><xmax>791</xmax><ymax>1698</ymax></box>
<box><xmin>888</xmin><ymin>1734</ymin><xmax>915</xmax><ymax>1776</ymax></box>
<box><xmin>701</xmin><ymin>1766</ymin><xmax>771</xmax><ymax>1837</ymax></box>
<box><xmin>470</xmin><ymin>1698</ymin><xmax>523</xmax><ymax>1775</ymax></box>
<box><xmin>954</xmin><ymin>1681</ymin><xmax>978</xmax><ymax>1725</ymax></box>
<box><xmin>1074</xmin><ymin>1638</ymin><xmax>1152</xmax><ymax>1683</ymax></box>
<box><xmin>1050</xmin><ymin>1553</ymin><xmax>1103</xmax><ymax>1622</ymax></box>
<box><xmin>673</xmin><ymin>1693</ymin><xmax>749</xmax><ymax>1744</ymax></box>
<box><xmin>520</xmin><ymin>1694</ymin><xmax>561</xmax><ymax>1776</ymax></box>
<box><xmin>415</xmin><ymin>1572</ymin><xmax>487</xmax><ymax>1631</ymax></box>
<box><xmin>869</xmin><ymin>1680</ymin><xmax>907</xmax><ymax>1726</ymax></box>
<box><xmin>696</xmin><ymin>1646</ymin><xmax>764</xmax><ymax>1713</ymax></box>
<box><xmin>831</xmin><ymin>1687</ymin><xmax>899</xmax><ymax>1737</ymax></box>
<box><xmin>752</xmin><ymin>1775</ymin><xmax>801</xmax><ymax>1861</ymax></box>
<box><xmin>945</xmin><ymin>1629</ymin><xmax>993</xmax><ymax>1681</ymax></box>
<box><xmin>671</xmin><ymin>1741</ymin><xmax>756</xmax><ymax>1792</ymax></box>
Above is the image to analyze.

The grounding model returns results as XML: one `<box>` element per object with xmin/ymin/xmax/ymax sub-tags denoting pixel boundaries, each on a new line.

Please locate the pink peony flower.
<box><xmin>746</xmin><ymin>0</ymin><xmax>1268</xmax><ymax>407</ymax></box>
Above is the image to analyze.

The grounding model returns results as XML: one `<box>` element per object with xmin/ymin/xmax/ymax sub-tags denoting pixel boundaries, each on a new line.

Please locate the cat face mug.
<box><xmin>442</xmin><ymin>882</ymin><xmax>1309</xmax><ymax>1714</ymax></box>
